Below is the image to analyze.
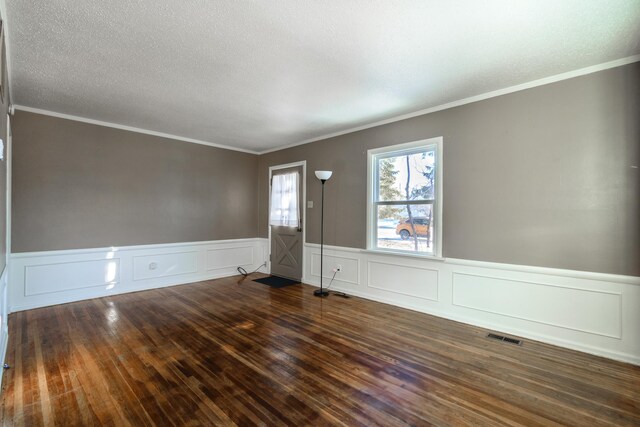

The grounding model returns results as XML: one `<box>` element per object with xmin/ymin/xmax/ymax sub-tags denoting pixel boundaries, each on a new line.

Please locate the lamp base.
<box><xmin>313</xmin><ymin>289</ymin><xmax>329</xmax><ymax>297</ymax></box>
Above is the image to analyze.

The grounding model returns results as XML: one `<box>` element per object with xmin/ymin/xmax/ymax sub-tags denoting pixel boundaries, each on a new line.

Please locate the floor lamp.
<box><xmin>314</xmin><ymin>170</ymin><xmax>332</xmax><ymax>297</ymax></box>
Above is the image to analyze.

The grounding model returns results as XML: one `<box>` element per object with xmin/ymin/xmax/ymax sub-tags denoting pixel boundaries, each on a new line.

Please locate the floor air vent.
<box><xmin>487</xmin><ymin>333</ymin><xmax>522</xmax><ymax>345</ymax></box>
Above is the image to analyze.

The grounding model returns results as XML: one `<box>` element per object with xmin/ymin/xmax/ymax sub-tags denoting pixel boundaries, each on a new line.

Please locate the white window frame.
<box><xmin>366</xmin><ymin>137</ymin><xmax>443</xmax><ymax>259</ymax></box>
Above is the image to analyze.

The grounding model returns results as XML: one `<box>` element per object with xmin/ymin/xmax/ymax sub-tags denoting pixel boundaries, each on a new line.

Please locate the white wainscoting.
<box><xmin>7</xmin><ymin>239</ymin><xmax>640</xmax><ymax>365</ymax></box>
<box><xmin>303</xmin><ymin>243</ymin><xmax>640</xmax><ymax>365</ymax></box>
<box><xmin>9</xmin><ymin>238</ymin><xmax>269</xmax><ymax>312</ymax></box>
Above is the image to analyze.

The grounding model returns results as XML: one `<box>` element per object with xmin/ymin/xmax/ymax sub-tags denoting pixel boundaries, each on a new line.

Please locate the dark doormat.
<box><xmin>253</xmin><ymin>276</ymin><xmax>300</xmax><ymax>288</ymax></box>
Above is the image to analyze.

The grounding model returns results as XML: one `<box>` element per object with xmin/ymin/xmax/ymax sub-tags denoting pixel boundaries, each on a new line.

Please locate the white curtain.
<box><xmin>270</xmin><ymin>171</ymin><xmax>300</xmax><ymax>227</ymax></box>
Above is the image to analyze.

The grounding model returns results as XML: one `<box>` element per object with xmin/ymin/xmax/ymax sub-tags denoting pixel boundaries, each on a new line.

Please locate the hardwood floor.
<box><xmin>0</xmin><ymin>275</ymin><xmax>639</xmax><ymax>426</ymax></box>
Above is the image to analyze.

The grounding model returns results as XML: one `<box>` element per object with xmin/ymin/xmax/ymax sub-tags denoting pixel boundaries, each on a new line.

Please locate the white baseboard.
<box><xmin>0</xmin><ymin>325</ymin><xmax>7</xmax><ymax>388</ymax></box>
<box><xmin>0</xmin><ymin>265</ymin><xmax>9</xmax><ymax>389</ymax></box>
<box><xmin>9</xmin><ymin>238</ymin><xmax>270</xmax><ymax>312</ymax></box>
<box><xmin>304</xmin><ymin>243</ymin><xmax>640</xmax><ymax>365</ymax></box>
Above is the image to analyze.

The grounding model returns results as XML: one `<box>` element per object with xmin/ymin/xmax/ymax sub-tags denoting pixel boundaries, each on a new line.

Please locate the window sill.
<box><xmin>363</xmin><ymin>248</ymin><xmax>445</xmax><ymax>262</ymax></box>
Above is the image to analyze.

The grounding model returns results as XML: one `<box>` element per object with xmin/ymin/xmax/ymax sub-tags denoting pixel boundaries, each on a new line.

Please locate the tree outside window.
<box><xmin>369</xmin><ymin>138</ymin><xmax>441</xmax><ymax>256</ymax></box>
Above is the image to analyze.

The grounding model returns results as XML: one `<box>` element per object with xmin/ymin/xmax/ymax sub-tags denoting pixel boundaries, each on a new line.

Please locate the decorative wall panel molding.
<box><xmin>367</xmin><ymin>260</ymin><xmax>438</xmax><ymax>302</ymax></box>
<box><xmin>310</xmin><ymin>252</ymin><xmax>359</xmax><ymax>285</ymax></box>
<box><xmin>451</xmin><ymin>272</ymin><xmax>622</xmax><ymax>339</ymax></box>
<box><xmin>207</xmin><ymin>246</ymin><xmax>253</xmax><ymax>271</ymax></box>
<box><xmin>26</xmin><ymin>258</ymin><xmax>121</xmax><ymax>295</ymax></box>
<box><xmin>133</xmin><ymin>251</ymin><xmax>198</xmax><ymax>281</ymax></box>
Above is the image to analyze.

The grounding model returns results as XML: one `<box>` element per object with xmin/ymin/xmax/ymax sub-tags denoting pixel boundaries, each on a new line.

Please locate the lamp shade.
<box><xmin>315</xmin><ymin>170</ymin><xmax>333</xmax><ymax>181</ymax></box>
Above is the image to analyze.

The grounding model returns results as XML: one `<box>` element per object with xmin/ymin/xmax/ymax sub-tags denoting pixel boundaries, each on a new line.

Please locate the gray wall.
<box><xmin>258</xmin><ymin>63</ymin><xmax>640</xmax><ymax>276</ymax></box>
<box><xmin>12</xmin><ymin>111</ymin><xmax>259</xmax><ymax>252</ymax></box>
<box><xmin>11</xmin><ymin>64</ymin><xmax>639</xmax><ymax>276</ymax></box>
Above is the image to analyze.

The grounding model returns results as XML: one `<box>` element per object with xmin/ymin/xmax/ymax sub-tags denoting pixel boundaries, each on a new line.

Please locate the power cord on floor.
<box><xmin>325</xmin><ymin>270</ymin><xmax>338</xmax><ymax>291</ymax></box>
<box><xmin>326</xmin><ymin>270</ymin><xmax>351</xmax><ymax>298</ymax></box>
<box><xmin>237</xmin><ymin>262</ymin><xmax>267</xmax><ymax>277</ymax></box>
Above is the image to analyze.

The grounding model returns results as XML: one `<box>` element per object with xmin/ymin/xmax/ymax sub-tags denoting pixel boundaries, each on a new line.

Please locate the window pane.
<box><xmin>269</xmin><ymin>172</ymin><xmax>300</xmax><ymax>227</ymax></box>
<box><xmin>377</xmin><ymin>149</ymin><xmax>436</xmax><ymax>202</ymax></box>
<box><xmin>376</xmin><ymin>204</ymin><xmax>434</xmax><ymax>253</ymax></box>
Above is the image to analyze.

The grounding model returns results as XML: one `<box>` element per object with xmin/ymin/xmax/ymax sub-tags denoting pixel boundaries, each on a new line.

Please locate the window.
<box><xmin>367</xmin><ymin>137</ymin><xmax>442</xmax><ymax>257</ymax></box>
<box><xmin>270</xmin><ymin>171</ymin><xmax>300</xmax><ymax>227</ymax></box>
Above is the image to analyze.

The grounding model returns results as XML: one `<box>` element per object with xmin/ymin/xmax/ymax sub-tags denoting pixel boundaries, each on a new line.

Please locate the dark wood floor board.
<box><xmin>161</xmin><ymin>280</ymin><xmax>640</xmax><ymax>424</ymax></box>
<box><xmin>1</xmin><ymin>275</ymin><xmax>639</xmax><ymax>426</ymax></box>
<box><xmin>155</xmin><ymin>300</ymin><xmax>398</xmax><ymax>426</ymax></box>
<box><xmin>288</xmin><ymin>292</ymin><xmax>636</xmax><ymax>422</ymax></box>
<box><xmin>159</xmin><ymin>288</ymin><xmax>472</xmax><ymax>425</ymax></box>
<box><xmin>260</xmin><ymin>307</ymin><xmax>591</xmax><ymax>425</ymax></box>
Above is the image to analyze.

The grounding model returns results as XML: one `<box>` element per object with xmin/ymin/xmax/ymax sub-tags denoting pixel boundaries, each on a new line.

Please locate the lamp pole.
<box><xmin>314</xmin><ymin>171</ymin><xmax>332</xmax><ymax>297</ymax></box>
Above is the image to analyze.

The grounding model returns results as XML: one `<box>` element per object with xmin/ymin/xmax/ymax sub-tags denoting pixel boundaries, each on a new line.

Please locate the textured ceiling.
<box><xmin>5</xmin><ymin>0</ymin><xmax>640</xmax><ymax>153</ymax></box>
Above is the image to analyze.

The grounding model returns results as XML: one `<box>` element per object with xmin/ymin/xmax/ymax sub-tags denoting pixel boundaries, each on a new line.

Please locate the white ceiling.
<box><xmin>5</xmin><ymin>1</ymin><xmax>640</xmax><ymax>153</ymax></box>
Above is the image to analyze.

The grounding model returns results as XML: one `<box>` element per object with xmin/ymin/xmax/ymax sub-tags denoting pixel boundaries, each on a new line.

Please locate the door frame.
<box><xmin>268</xmin><ymin>160</ymin><xmax>306</xmax><ymax>282</ymax></box>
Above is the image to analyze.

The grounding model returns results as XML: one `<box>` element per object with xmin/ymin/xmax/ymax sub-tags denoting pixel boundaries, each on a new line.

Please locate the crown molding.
<box><xmin>258</xmin><ymin>54</ymin><xmax>640</xmax><ymax>154</ymax></box>
<box><xmin>12</xmin><ymin>106</ymin><xmax>261</xmax><ymax>155</ymax></box>
<box><xmin>11</xmin><ymin>54</ymin><xmax>640</xmax><ymax>156</ymax></box>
